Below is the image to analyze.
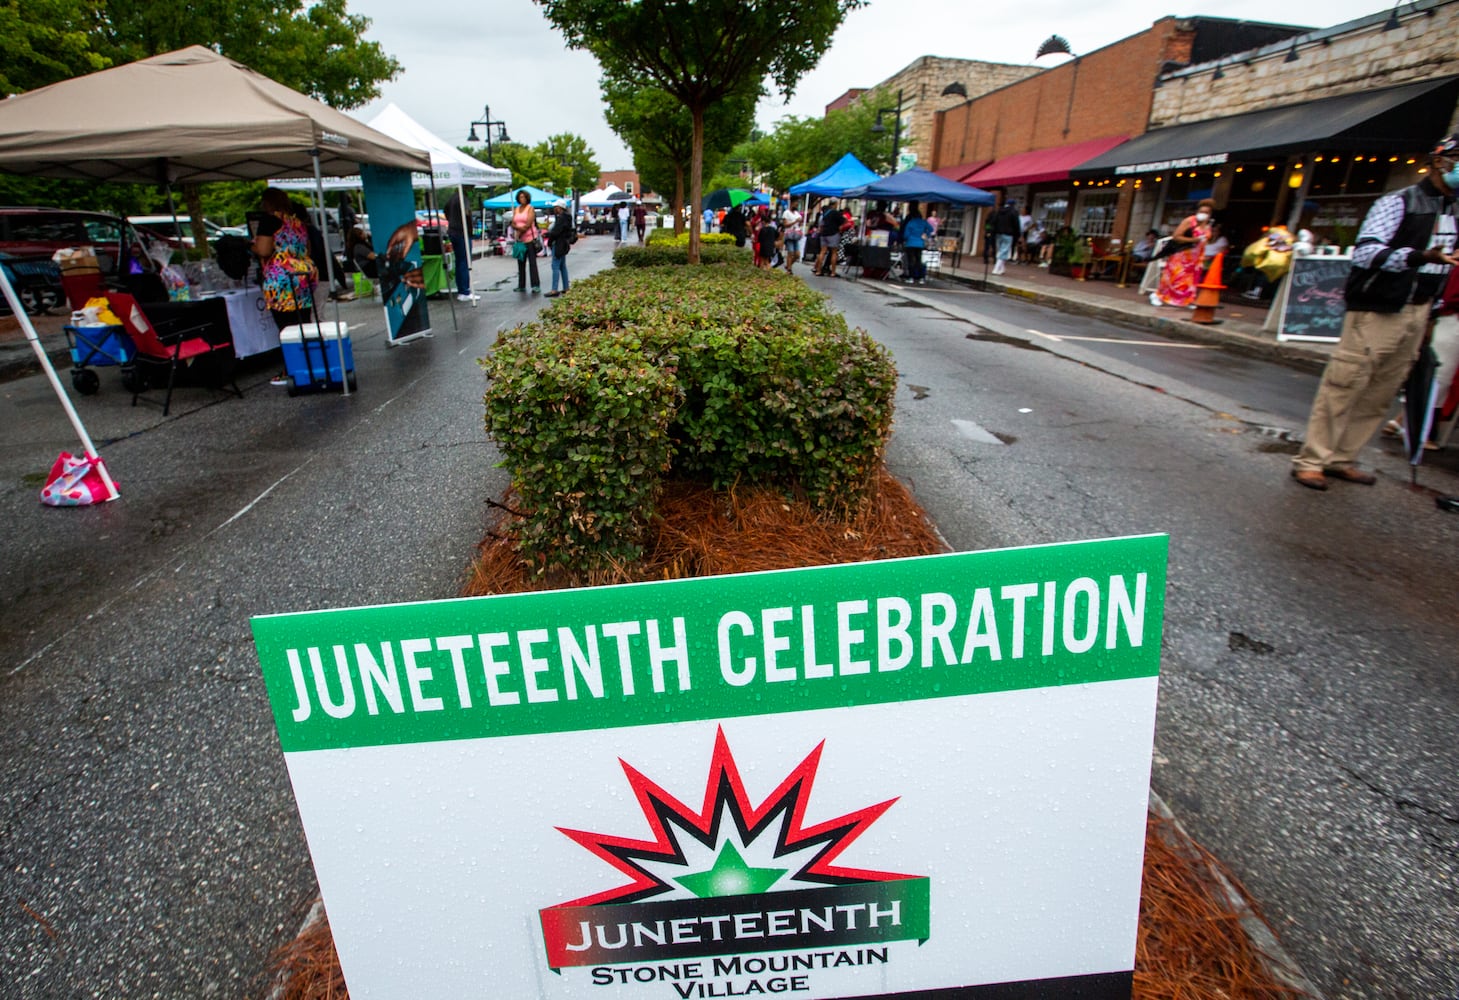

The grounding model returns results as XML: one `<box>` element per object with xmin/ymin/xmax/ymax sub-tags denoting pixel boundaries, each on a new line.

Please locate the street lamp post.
<box><xmin>467</xmin><ymin>104</ymin><xmax>510</xmax><ymax>163</ymax></box>
<box><xmin>870</xmin><ymin>89</ymin><xmax>904</xmax><ymax>171</ymax></box>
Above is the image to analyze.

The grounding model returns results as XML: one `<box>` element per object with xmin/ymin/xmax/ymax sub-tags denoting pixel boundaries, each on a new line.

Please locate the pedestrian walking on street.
<box><xmin>544</xmin><ymin>202</ymin><xmax>574</xmax><ymax>297</ymax></box>
<box><xmin>615</xmin><ymin>201</ymin><xmax>631</xmax><ymax>244</ymax></box>
<box><xmin>780</xmin><ymin>207</ymin><xmax>803</xmax><ymax>274</ymax></box>
<box><xmin>814</xmin><ymin>200</ymin><xmax>846</xmax><ymax>276</ymax></box>
<box><xmin>445</xmin><ymin>189</ymin><xmax>477</xmax><ymax>302</ymax></box>
<box><xmin>1291</xmin><ymin>135</ymin><xmax>1459</xmax><ymax>490</ymax></box>
<box><xmin>991</xmin><ymin>199</ymin><xmax>1021</xmax><ymax>275</ymax></box>
<box><xmin>633</xmin><ymin>202</ymin><xmax>647</xmax><ymax>243</ymax></box>
<box><xmin>1151</xmin><ymin>199</ymin><xmax>1213</xmax><ymax>308</ymax></box>
<box><xmin>510</xmin><ymin>190</ymin><xmax>541</xmax><ymax>294</ymax></box>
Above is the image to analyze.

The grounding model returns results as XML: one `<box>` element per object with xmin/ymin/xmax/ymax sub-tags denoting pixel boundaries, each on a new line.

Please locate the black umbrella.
<box><xmin>1400</xmin><ymin>342</ymin><xmax>1441</xmax><ymax>483</ymax></box>
<box><xmin>605</xmin><ymin>190</ymin><xmax>634</xmax><ymax>201</ymax></box>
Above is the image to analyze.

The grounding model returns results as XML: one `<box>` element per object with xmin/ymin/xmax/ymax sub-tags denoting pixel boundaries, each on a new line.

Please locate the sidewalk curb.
<box><xmin>937</xmin><ymin>267</ymin><xmax>1331</xmax><ymax>375</ymax></box>
<box><xmin>0</xmin><ymin>345</ymin><xmax>69</xmax><ymax>385</ymax></box>
<box><xmin>1148</xmin><ymin>791</ymin><xmax>1326</xmax><ymax>999</ymax></box>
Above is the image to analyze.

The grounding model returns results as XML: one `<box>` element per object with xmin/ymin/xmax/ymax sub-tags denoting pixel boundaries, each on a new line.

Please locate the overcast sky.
<box><xmin>348</xmin><ymin>0</ymin><xmax>1393</xmax><ymax>177</ymax></box>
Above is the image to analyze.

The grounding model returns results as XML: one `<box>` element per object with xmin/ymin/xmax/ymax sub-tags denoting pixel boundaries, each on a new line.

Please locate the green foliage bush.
<box><xmin>613</xmin><ymin>242</ymin><xmax>747</xmax><ymax>267</ymax></box>
<box><xmin>482</xmin><ymin>261</ymin><xmax>897</xmax><ymax>574</ymax></box>
<box><xmin>645</xmin><ymin>228</ymin><xmax>737</xmax><ymax>246</ymax></box>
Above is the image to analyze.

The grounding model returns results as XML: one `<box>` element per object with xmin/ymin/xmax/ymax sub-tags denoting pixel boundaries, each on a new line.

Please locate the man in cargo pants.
<box><xmin>1290</xmin><ymin>135</ymin><xmax>1459</xmax><ymax>490</ymax></box>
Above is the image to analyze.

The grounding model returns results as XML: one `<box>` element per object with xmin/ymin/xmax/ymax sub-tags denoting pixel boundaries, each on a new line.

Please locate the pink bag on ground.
<box><xmin>40</xmin><ymin>452</ymin><xmax>119</xmax><ymax>506</ymax></box>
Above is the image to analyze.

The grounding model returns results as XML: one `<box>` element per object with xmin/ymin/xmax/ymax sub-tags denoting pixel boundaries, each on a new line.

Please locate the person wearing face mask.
<box><xmin>1290</xmin><ymin>135</ymin><xmax>1459</xmax><ymax>490</ymax></box>
<box><xmin>1151</xmin><ymin>198</ymin><xmax>1213</xmax><ymax>308</ymax></box>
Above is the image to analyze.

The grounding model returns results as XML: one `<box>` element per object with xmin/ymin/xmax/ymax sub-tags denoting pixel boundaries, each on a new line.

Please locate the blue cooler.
<box><xmin>279</xmin><ymin>321</ymin><xmax>354</xmax><ymax>392</ymax></box>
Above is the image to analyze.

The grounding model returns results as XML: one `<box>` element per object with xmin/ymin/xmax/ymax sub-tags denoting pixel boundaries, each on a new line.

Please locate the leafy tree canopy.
<box><xmin>472</xmin><ymin>143</ymin><xmax>572</xmax><ymax>198</ymax></box>
<box><xmin>746</xmin><ymin>88</ymin><xmax>895</xmax><ymax>193</ymax></box>
<box><xmin>602</xmin><ymin>70</ymin><xmax>757</xmax><ymax>229</ymax></box>
<box><xmin>0</xmin><ymin>1</ymin><xmax>400</xmax><ymax>225</ymax></box>
<box><xmin>537</xmin><ymin>0</ymin><xmax>865</xmax><ymax>260</ymax></box>
<box><xmin>0</xmin><ymin>0</ymin><xmax>109</xmax><ymax>97</ymax></box>
<box><xmin>534</xmin><ymin>133</ymin><xmax>602</xmax><ymax>199</ymax></box>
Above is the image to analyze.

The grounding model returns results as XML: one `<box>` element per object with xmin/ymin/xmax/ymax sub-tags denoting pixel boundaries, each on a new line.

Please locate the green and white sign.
<box><xmin>252</xmin><ymin>535</ymin><xmax>1166</xmax><ymax>999</ymax></box>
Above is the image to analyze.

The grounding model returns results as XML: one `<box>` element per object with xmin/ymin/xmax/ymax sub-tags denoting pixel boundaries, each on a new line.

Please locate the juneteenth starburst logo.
<box><xmin>539</xmin><ymin>728</ymin><xmax>931</xmax><ymax>969</ymax></box>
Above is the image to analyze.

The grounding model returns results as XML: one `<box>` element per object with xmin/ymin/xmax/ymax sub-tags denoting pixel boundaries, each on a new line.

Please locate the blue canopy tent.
<box><xmin>788</xmin><ymin>153</ymin><xmax>880</xmax><ymax>196</ymax></box>
<box><xmin>843</xmin><ymin>167</ymin><xmax>996</xmax><ymax>205</ymax></box>
<box><xmin>481</xmin><ymin>185</ymin><xmax>567</xmax><ymax>209</ymax></box>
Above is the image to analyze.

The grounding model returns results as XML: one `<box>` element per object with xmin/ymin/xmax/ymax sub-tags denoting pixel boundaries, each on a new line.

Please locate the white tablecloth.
<box><xmin>206</xmin><ymin>288</ymin><xmax>277</xmax><ymax>358</ymax></box>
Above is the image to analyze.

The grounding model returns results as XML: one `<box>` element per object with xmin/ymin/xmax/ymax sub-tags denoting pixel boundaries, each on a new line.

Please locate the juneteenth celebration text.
<box><xmin>280</xmin><ymin>574</ymin><xmax>1149</xmax><ymax>724</ymax></box>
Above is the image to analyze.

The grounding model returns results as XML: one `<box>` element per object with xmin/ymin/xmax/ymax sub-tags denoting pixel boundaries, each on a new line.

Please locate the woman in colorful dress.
<box><xmin>252</xmin><ymin>188</ymin><xmax>317</xmax><ymax>385</ymax></box>
<box><xmin>1151</xmin><ymin>198</ymin><xmax>1213</xmax><ymax>308</ymax></box>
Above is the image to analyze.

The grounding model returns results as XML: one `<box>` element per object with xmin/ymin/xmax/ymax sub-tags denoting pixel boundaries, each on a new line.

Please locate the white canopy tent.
<box><xmin>579</xmin><ymin>184</ymin><xmax>625</xmax><ymax>208</ymax></box>
<box><xmin>271</xmin><ymin>103</ymin><xmax>510</xmax><ymax>192</ymax></box>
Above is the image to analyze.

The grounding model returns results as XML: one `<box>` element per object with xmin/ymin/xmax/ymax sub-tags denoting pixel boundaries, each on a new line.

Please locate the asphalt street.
<box><xmin>819</xmin><ymin>271</ymin><xmax>1459</xmax><ymax>1000</ymax></box>
<box><xmin>1</xmin><ymin>242</ymin><xmax>1455</xmax><ymax>999</ymax></box>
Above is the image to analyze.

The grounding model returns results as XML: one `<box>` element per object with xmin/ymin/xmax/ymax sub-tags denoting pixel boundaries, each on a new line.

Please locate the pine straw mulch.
<box><xmin>263</xmin><ymin>471</ymin><xmax>1309</xmax><ymax>1000</ymax></box>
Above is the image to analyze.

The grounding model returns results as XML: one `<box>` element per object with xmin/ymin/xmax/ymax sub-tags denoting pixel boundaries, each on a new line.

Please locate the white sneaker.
<box><xmin>457</xmin><ymin>293</ymin><xmax>478</xmax><ymax>302</ymax></box>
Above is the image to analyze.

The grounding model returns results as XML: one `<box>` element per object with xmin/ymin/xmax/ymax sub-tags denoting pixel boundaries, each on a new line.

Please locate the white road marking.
<box><xmin>952</xmin><ymin>418</ymin><xmax>1005</xmax><ymax>444</ymax></box>
<box><xmin>1027</xmin><ymin>328</ymin><xmax>1215</xmax><ymax>348</ymax></box>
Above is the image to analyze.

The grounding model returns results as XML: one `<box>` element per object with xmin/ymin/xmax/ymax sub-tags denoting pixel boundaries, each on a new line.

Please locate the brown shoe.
<box><xmin>1291</xmin><ymin>469</ymin><xmax>1329</xmax><ymax>491</ymax></box>
<box><xmin>1325</xmin><ymin>466</ymin><xmax>1377</xmax><ymax>485</ymax></box>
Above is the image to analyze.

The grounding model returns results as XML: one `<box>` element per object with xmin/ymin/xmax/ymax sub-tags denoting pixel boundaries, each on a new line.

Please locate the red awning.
<box><xmin>932</xmin><ymin>160</ymin><xmax>991</xmax><ymax>183</ymax></box>
<box><xmin>963</xmin><ymin>136</ymin><xmax>1129</xmax><ymax>188</ymax></box>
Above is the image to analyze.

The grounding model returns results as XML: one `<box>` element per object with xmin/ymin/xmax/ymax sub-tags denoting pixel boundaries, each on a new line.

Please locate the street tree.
<box><xmin>602</xmin><ymin>70</ymin><xmax>757</xmax><ymax>235</ymax></box>
<box><xmin>746</xmin><ymin>89</ymin><xmax>894</xmax><ymax>194</ymax></box>
<box><xmin>9</xmin><ymin>1</ymin><xmax>405</xmax><ymax>241</ymax></box>
<box><xmin>475</xmin><ymin>143</ymin><xmax>572</xmax><ymax>197</ymax></box>
<box><xmin>536</xmin><ymin>0</ymin><xmax>865</xmax><ymax>262</ymax></box>
<box><xmin>534</xmin><ymin>133</ymin><xmax>602</xmax><ymax>203</ymax></box>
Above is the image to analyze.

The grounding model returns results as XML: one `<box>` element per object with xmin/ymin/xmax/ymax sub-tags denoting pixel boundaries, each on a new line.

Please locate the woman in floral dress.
<box><xmin>1152</xmin><ymin>198</ymin><xmax>1213</xmax><ymax>308</ymax></box>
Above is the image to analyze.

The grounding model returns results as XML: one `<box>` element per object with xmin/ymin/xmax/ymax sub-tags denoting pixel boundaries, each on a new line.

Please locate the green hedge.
<box><xmin>482</xmin><ymin>261</ymin><xmax>897</xmax><ymax>574</ymax></box>
<box><xmin>613</xmin><ymin>243</ymin><xmax>748</xmax><ymax>267</ymax></box>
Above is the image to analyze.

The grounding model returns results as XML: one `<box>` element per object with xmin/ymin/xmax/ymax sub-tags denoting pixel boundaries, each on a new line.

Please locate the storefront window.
<box><xmin>1031</xmin><ymin>193</ymin><xmax>1068</xmax><ymax>234</ymax></box>
<box><xmin>1075</xmin><ymin>191</ymin><xmax>1119</xmax><ymax>237</ymax></box>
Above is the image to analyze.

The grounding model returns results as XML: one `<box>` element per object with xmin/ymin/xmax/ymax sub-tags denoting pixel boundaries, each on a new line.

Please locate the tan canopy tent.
<box><xmin>0</xmin><ymin>45</ymin><xmax>430</xmax><ymax>183</ymax></box>
<box><xmin>0</xmin><ymin>47</ymin><xmax>433</xmax><ymax>494</ymax></box>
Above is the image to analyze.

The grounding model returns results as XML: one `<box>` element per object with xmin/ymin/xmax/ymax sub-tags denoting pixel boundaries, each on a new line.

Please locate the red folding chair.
<box><xmin>106</xmin><ymin>292</ymin><xmax>241</xmax><ymax>416</ymax></box>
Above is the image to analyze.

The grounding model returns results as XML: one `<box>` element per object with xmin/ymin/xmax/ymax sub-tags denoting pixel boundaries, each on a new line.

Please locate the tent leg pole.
<box><xmin>0</xmin><ymin>265</ymin><xmax>119</xmax><ymax>500</ymax></box>
<box><xmin>311</xmin><ymin>153</ymin><xmax>348</xmax><ymax>397</ymax></box>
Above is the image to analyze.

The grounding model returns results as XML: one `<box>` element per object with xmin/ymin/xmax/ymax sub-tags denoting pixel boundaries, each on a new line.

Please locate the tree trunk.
<box><xmin>688</xmin><ymin>104</ymin><xmax>704</xmax><ymax>265</ymax></box>
<box><xmin>673</xmin><ymin>167</ymin><xmax>685</xmax><ymax>236</ymax></box>
<box><xmin>183</xmin><ymin>184</ymin><xmax>208</xmax><ymax>255</ymax></box>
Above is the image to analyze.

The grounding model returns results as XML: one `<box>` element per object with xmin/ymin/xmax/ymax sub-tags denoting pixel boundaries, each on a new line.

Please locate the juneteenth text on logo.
<box><xmin>277</xmin><ymin>573</ymin><xmax>1150</xmax><ymax>725</ymax></box>
<box><xmin>541</xmin><ymin>878</ymin><xmax>928</xmax><ymax>993</ymax></box>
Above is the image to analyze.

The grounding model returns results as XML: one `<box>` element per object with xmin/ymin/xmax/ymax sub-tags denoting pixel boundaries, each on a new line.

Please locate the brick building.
<box><xmin>931</xmin><ymin>17</ymin><xmax>1306</xmax><ymax>250</ymax></box>
<box><xmin>595</xmin><ymin>169</ymin><xmax>661</xmax><ymax>203</ymax></box>
<box><xmin>1073</xmin><ymin>0</ymin><xmax>1459</xmax><ymax>255</ymax></box>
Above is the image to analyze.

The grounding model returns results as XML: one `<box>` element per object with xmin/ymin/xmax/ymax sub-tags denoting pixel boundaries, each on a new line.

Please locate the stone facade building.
<box><xmin>862</xmin><ymin>57</ymin><xmax>1041</xmax><ymax>170</ymax></box>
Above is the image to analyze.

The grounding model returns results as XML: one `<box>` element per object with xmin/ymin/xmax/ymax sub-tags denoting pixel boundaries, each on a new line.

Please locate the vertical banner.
<box><xmin>252</xmin><ymin>536</ymin><xmax>1167</xmax><ymax>999</ymax></box>
<box><xmin>360</xmin><ymin>164</ymin><xmax>430</xmax><ymax>345</ymax></box>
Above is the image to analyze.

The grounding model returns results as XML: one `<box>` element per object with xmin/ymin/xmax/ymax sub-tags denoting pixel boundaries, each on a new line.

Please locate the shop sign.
<box><xmin>1114</xmin><ymin>152</ymin><xmax>1228</xmax><ymax>176</ymax></box>
<box><xmin>251</xmin><ymin>535</ymin><xmax>1167</xmax><ymax>999</ymax></box>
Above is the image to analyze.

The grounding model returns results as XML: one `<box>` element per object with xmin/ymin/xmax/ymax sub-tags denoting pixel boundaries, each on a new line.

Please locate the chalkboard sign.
<box><xmin>1275</xmin><ymin>254</ymin><xmax>1350</xmax><ymax>342</ymax></box>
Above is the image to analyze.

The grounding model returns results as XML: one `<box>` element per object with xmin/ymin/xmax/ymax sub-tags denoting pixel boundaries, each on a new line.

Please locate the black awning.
<box><xmin>1071</xmin><ymin>75</ymin><xmax>1459</xmax><ymax>178</ymax></box>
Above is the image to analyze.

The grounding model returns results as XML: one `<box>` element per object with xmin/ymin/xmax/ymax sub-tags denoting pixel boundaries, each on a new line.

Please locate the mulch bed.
<box><xmin>264</xmin><ymin>471</ymin><xmax>1307</xmax><ymax>1000</ymax></box>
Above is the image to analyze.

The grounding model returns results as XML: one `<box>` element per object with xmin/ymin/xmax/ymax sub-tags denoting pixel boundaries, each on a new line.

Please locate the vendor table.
<box><xmin>419</xmin><ymin>252</ymin><xmax>454</xmax><ymax>296</ymax></box>
<box><xmin>204</xmin><ymin>287</ymin><xmax>277</xmax><ymax>358</ymax></box>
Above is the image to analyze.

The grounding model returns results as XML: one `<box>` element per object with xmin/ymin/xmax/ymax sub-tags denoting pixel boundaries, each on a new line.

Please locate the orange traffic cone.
<box><xmin>1191</xmin><ymin>252</ymin><xmax>1226</xmax><ymax>325</ymax></box>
